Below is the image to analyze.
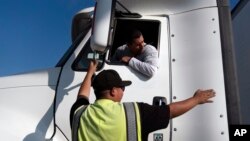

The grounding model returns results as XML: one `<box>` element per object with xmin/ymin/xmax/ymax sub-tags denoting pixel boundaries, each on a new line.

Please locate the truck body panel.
<box><xmin>0</xmin><ymin>0</ymin><xmax>238</xmax><ymax>140</ymax></box>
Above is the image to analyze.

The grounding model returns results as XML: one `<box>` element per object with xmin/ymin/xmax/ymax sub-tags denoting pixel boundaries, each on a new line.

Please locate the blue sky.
<box><xmin>0</xmin><ymin>0</ymin><xmax>94</xmax><ymax>76</ymax></box>
<box><xmin>0</xmin><ymin>0</ymin><xmax>239</xmax><ymax>76</ymax></box>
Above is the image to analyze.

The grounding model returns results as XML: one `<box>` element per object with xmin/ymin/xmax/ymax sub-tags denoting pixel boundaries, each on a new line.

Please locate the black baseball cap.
<box><xmin>92</xmin><ymin>69</ymin><xmax>132</xmax><ymax>92</ymax></box>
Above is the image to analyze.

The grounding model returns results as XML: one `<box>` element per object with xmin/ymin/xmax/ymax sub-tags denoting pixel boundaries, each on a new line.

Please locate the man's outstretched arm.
<box><xmin>169</xmin><ymin>89</ymin><xmax>216</xmax><ymax>119</ymax></box>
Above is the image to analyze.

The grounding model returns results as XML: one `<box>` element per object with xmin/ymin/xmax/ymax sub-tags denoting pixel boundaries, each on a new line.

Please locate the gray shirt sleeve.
<box><xmin>128</xmin><ymin>45</ymin><xmax>159</xmax><ymax>77</ymax></box>
<box><xmin>111</xmin><ymin>45</ymin><xmax>132</xmax><ymax>62</ymax></box>
<box><xmin>111</xmin><ymin>44</ymin><xmax>159</xmax><ymax>77</ymax></box>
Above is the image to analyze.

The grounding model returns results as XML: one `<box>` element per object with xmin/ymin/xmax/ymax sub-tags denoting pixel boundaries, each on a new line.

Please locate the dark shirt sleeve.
<box><xmin>137</xmin><ymin>102</ymin><xmax>170</xmax><ymax>141</ymax></box>
<box><xmin>70</xmin><ymin>98</ymin><xmax>89</xmax><ymax>128</ymax></box>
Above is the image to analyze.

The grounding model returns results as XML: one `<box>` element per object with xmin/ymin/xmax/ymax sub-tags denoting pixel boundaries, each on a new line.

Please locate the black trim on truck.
<box><xmin>217</xmin><ymin>0</ymin><xmax>241</xmax><ymax>125</ymax></box>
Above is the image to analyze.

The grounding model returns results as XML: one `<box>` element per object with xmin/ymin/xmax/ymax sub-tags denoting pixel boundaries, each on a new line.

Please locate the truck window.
<box><xmin>109</xmin><ymin>19</ymin><xmax>160</xmax><ymax>62</ymax></box>
<box><xmin>72</xmin><ymin>39</ymin><xmax>105</xmax><ymax>71</ymax></box>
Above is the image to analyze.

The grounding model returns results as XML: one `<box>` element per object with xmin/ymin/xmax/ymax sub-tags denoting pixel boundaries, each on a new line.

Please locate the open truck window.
<box><xmin>108</xmin><ymin>19</ymin><xmax>160</xmax><ymax>63</ymax></box>
<box><xmin>72</xmin><ymin>19</ymin><xmax>161</xmax><ymax>71</ymax></box>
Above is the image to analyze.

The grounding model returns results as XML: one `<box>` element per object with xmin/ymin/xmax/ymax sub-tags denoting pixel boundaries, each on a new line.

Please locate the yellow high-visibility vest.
<box><xmin>72</xmin><ymin>99</ymin><xmax>141</xmax><ymax>141</ymax></box>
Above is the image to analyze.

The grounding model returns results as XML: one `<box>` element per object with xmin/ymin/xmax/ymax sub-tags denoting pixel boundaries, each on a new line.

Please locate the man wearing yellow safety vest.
<box><xmin>70</xmin><ymin>61</ymin><xmax>216</xmax><ymax>141</ymax></box>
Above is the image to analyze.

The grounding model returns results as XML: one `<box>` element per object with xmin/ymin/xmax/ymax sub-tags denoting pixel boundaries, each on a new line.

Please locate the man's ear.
<box><xmin>110</xmin><ymin>87</ymin><xmax>116</xmax><ymax>97</ymax></box>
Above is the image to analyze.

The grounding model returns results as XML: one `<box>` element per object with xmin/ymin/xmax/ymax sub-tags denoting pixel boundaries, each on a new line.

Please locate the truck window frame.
<box><xmin>108</xmin><ymin>19</ymin><xmax>160</xmax><ymax>64</ymax></box>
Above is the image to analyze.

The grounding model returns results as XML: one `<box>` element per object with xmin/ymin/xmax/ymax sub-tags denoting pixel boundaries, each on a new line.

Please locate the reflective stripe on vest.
<box><xmin>72</xmin><ymin>105</ymin><xmax>87</xmax><ymax>141</ymax></box>
<box><xmin>123</xmin><ymin>102</ymin><xmax>141</xmax><ymax>141</ymax></box>
<box><xmin>72</xmin><ymin>101</ymin><xmax>141</xmax><ymax>141</ymax></box>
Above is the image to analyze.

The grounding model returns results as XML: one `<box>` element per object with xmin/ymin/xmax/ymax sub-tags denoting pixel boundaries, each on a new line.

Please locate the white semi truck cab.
<box><xmin>0</xmin><ymin>0</ymin><xmax>240</xmax><ymax>141</ymax></box>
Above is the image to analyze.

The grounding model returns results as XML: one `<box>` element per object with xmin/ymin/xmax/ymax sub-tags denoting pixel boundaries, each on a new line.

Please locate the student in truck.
<box><xmin>70</xmin><ymin>61</ymin><xmax>216</xmax><ymax>141</ymax></box>
<box><xmin>111</xmin><ymin>29</ymin><xmax>159</xmax><ymax>78</ymax></box>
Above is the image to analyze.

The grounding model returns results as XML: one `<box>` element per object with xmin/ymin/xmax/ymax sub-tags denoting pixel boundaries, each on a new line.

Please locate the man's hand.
<box><xmin>193</xmin><ymin>89</ymin><xmax>216</xmax><ymax>104</ymax></box>
<box><xmin>88</xmin><ymin>60</ymin><xmax>98</xmax><ymax>74</ymax></box>
<box><xmin>121</xmin><ymin>56</ymin><xmax>132</xmax><ymax>64</ymax></box>
<box><xmin>169</xmin><ymin>89</ymin><xmax>216</xmax><ymax>118</ymax></box>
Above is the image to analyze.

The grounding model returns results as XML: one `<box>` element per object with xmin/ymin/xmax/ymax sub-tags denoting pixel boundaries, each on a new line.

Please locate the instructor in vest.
<box><xmin>70</xmin><ymin>61</ymin><xmax>216</xmax><ymax>141</ymax></box>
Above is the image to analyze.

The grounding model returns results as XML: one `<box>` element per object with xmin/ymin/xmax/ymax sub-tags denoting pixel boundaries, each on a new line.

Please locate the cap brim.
<box><xmin>121</xmin><ymin>80</ymin><xmax>132</xmax><ymax>87</ymax></box>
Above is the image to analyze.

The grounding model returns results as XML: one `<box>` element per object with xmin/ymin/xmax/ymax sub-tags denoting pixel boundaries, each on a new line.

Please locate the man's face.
<box><xmin>129</xmin><ymin>35</ymin><xmax>145</xmax><ymax>55</ymax></box>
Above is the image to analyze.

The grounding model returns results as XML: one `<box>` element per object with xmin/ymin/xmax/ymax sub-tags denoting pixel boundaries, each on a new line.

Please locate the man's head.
<box><xmin>127</xmin><ymin>29</ymin><xmax>145</xmax><ymax>55</ymax></box>
<box><xmin>92</xmin><ymin>69</ymin><xmax>132</xmax><ymax>101</ymax></box>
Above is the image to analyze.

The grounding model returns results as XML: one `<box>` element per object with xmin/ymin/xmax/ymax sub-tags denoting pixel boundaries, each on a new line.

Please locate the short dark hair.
<box><xmin>127</xmin><ymin>29</ymin><xmax>142</xmax><ymax>44</ymax></box>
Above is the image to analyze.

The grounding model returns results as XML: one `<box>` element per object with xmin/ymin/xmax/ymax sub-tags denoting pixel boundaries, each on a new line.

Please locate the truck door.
<box><xmin>68</xmin><ymin>16</ymin><xmax>171</xmax><ymax>141</ymax></box>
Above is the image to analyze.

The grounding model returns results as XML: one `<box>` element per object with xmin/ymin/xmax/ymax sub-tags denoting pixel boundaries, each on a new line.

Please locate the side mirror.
<box><xmin>91</xmin><ymin>0</ymin><xmax>115</xmax><ymax>52</ymax></box>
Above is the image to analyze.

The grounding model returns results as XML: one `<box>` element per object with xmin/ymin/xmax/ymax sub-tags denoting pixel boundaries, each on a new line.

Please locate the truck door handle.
<box><xmin>153</xmin><ymin>96</ymin><xmax>167</xmax><ymax>106</ymax></box>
